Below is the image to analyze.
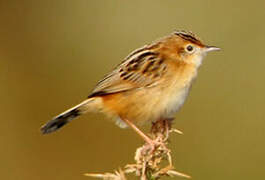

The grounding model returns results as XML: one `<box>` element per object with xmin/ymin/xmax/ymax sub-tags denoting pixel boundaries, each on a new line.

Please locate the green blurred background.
<box><xmin>1</xmin><ymin>0</ymin><xmax>265</xmax><ymax>179</ymax></box>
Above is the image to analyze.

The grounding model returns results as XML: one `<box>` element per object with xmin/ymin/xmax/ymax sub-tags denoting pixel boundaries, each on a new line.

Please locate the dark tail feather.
<box><xmin>41</xmin><ymin>108</ymin><xmax>80</xmax><ymax>134</ymax></box>
<box><xmin>41</xmin><ymin>99</ymin><xmax>91</xmax><ymax>134</ymax></box>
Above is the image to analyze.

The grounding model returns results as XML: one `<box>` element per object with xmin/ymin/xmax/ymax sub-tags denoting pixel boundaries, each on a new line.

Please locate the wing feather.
<box><xmin>89</xmin><ymin>48</ymin><xmax>167</xmax><ymax>97</ymax></box>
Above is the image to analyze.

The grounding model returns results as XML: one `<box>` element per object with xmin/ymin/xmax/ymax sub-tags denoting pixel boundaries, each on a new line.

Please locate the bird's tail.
<box><xmin>41</xmin><ymin>98</ymin><xmax>95</xmax><ymax>134</ymax></box>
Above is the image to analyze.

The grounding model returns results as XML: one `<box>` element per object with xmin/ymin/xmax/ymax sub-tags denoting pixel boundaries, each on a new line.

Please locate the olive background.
<box><xmin>1</xmin><ymin>0</ymin><xmax>265</xmax><ymax>180</ymax></box>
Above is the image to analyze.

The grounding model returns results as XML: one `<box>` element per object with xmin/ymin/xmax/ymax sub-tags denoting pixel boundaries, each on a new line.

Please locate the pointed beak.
<box><xmin>204</xmin><ymin>45</ymin><xmax>221</xmax><ymax>52</ymax></box>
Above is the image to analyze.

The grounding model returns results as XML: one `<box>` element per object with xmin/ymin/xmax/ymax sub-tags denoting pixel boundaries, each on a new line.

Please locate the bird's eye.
<box><xmin>186</xmin><ymin>45</ymin><xmax>194</xmax><ymax>53</ymax></box>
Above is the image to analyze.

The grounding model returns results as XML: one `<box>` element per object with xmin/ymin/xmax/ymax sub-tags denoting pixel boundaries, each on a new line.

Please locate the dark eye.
<box><xmin>186</xmin><ymin>45</ymin><xmax>194</xmax><ymax>52</ymax></box>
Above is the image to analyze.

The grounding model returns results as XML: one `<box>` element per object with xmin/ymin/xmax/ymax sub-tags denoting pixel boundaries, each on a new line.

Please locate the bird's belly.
<box><xmin>101</xmin><ymin>82</ymin><xmax>191</xmax><ymax>128</ymax></box>
<box><xmin>129</xmin><ymin>84</ymin><xmax>191</xmax><ymax>124</ymax></box>
<box><xmin>158</xmin><ymin>85</ymin><xmax>190</xmax><ymax>119</ymax></box>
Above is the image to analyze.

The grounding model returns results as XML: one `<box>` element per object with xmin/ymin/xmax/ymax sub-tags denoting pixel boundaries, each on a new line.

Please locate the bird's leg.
<box><xmin>164</xmin><ymin>118</ymin><xmax>175</xmax><ymax>140</ymax></box>
<box><xmin>164</xmin><ymin>119</ymin><xmax>170</xmax><ymax>140</ymax></box>
<box><xmin>151</xmin><ymin>118</ymin><xmax>184</xmax><ymax>139</ymax></box>
<box><xmin>122</xmin><ymin>118</ymin><xmax>159</xmax><ymax>150</ymax></box>
<box><xmin>151</xmin><ymin>118</ymin><xmax>172</xmax><ymax>139</ymax></box>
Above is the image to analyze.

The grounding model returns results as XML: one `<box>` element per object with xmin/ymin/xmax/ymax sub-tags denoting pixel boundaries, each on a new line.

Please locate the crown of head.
<box><xmin>173</xmin><ymin>30</ymin><xmax>203</xmax><ymax>46</ymax></box>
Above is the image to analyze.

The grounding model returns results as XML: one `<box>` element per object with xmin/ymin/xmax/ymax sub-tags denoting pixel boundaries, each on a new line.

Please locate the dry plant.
<box><xmin>85</xmin><ymin>120</ymin><xmax>191</xmax><ymax>180</ymax></box>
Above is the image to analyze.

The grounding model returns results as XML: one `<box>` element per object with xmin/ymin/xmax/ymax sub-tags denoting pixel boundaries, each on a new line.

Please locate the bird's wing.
<box><xmin>89</xmin><ymin>48</ymin><xmax>167</xmax><ymax>97</ymax></box>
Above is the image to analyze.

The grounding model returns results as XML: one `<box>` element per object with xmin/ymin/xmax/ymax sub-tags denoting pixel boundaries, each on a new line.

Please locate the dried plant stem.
<box><xmin>85</xmin><ymin>120</ymin><xmax>191</xmax><ymax>180</ymax></box>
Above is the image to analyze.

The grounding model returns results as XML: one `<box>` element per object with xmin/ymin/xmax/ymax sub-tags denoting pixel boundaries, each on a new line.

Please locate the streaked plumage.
<box><xmin>41</xmin><ymin>30</ymin><xmax>219</xmax><ymax>135</ymax></box>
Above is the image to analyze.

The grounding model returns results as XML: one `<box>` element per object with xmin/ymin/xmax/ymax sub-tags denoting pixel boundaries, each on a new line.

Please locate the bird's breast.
<box><xmin>154</xmin><ymin>64</ymin><xmax>198</xmax><ymax>119</ymax></box>
<box><xmin>100</xmin><ymin>63</ymin><xmax>198</xmax><ymax>126</ymax></box>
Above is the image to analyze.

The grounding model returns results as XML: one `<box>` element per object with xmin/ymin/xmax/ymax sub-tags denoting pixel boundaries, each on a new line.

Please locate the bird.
<box><xmin>41</xmin><ymin>30</ymin><xmax>220</xmax><ymax>146</ymax></box>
